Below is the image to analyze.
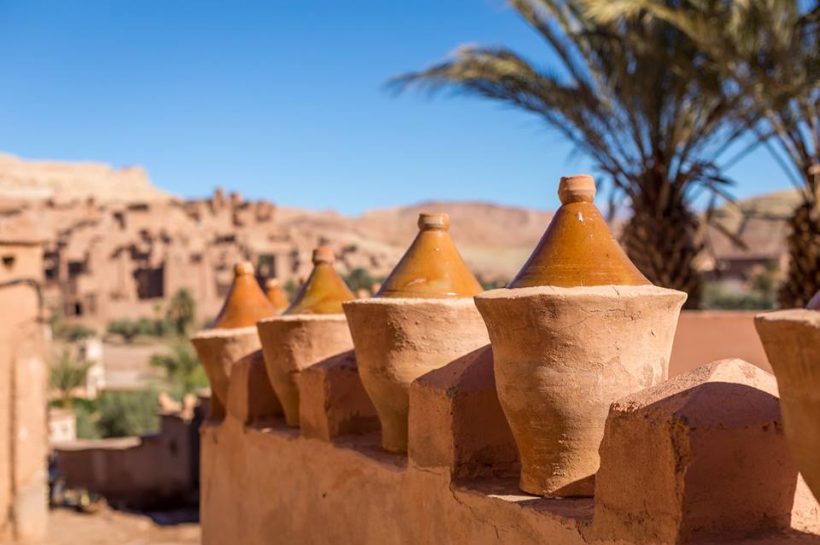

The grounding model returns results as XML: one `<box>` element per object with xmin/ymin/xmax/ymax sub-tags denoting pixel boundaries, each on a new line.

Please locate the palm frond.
<box><xmin>586</xmin><ymin>0</ymin><xmax>819</xmax><ymax>202</ymax></box>
<box><xmin>390</xmin><ymin>0</ymin><xmax>770</xmax><ymax>305</ymax></box>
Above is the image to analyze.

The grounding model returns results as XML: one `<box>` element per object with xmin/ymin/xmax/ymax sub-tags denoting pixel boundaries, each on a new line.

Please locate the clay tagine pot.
<box><xmin>265</xmin><ymin>278</ymin><xmax>290</xmax><ymax>313</ymax></box>
<box><xmin>190</xmin><ymin>261</ymin><xmax>276</xmax><ymax>420</ymax></box>
<box><xmin>209</xmin><ymin>261</ymin><xmax>277</xmax><ymax>329</ymax></box>
<box><xmin>344</xmin><ymin>212</ymin><xmax>489</xmax><ymax>452</ymax></box>
<box><xmin>474</xmin><ymin>175</ymin><xmax>687</xmax><ymax>496</ymax></box>
<box><xmin>755</xmin><ymin>291</ymin><xmax>820</xmax><ymax>501</ymax></box>
<box><xmin>257</xmin><ymin>247</ymin><xmax>355</xmax><ymax>426</ymax></box>
<box><xmin>376</xmin><ymin>213</ymin><xmax>483</xmax><ymax>298</ymax></box>
<box><xmin>284</xmin><ymin>246</ymin><xmax>355</xmax><ymax>315</ymax></box>
<box><xmin>508</xmin><ymin>174</ymin><xmax>648</xmax><ymax>288</ymax></box>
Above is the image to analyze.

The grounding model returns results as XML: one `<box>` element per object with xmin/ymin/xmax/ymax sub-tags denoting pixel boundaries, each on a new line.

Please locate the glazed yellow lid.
<box><xmin>508</xmin><ymin>175</ymin><xmax>649</xmax><ymax>288</ymax></box>
<box><xmin>211</xmin><ymin>262</ymin><xmax>277</xmax><ymax>329</ymax></box>
<box><xmin>376</xmin><ymin>212</ymin><xmax>483</xmax><ymax>298</ymax></box>
<box><xmin>285</xmin><ymin>247</ymin><xmax>355</xmax><ymax>314</ymax></box>
<box><xmin>265</xmin><ymin>278</ymin><xmax>290</xmax><ymax>313</ymax></box>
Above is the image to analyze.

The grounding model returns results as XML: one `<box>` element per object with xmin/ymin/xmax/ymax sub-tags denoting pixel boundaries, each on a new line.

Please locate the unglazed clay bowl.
<box><xmin>257</xmin><ymin>314</ymin><xmax>353</xmax><ymax>426</ymax></box>
<box><xmin>344</xmin><ymin>297</ymin><xmax>489</xmax><ymax>453</ymax></box>
<box><xmin>190</xmin><ymin>326</ymin><xmax>261</xmax><ymax>421</ymax></box>
<box><xmin>756</xmin><ymin>308</ymin><xmax>820</xmax><ymax>501</ymax></box>
<box><xmin>475</xmin><ymin>284</ymin><xmax>686</xmax><ymax>496</ymax></box>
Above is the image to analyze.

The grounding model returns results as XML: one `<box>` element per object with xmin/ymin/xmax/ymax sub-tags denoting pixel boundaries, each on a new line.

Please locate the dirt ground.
<box><xmin>30</xmin><ymin>507</ymin><xmax>199</xmax><ymax>545</ymax></box>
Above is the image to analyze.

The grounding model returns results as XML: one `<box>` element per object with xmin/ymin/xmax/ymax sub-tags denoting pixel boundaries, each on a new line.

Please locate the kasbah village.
<box><xmin>0</xmin><ymin>2</ymin><xmax>818</xmax><ymax>545</ymax></box>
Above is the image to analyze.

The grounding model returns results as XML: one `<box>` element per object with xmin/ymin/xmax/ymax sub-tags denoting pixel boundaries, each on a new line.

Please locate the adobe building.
<box><xmin>36</xmin><ymin>193</ymin><xmax>302</xmax><ymax>325</ymax></box>
<box><xmin>0</xmin><ymin>212</ymin><xmax>49</xmax><ymax>542</ymax></box>
<box><xmin>0</xmin><ymin>189</ymin><xmax>406</xmax><ymax>328</ymax></box>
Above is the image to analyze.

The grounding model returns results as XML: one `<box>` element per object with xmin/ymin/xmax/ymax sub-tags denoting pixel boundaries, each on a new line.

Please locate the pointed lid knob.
<box><xmin>284</xmin><ymin>246</ymin><xmax>355</xmax><ymax>314</ymax></box>
<box><xmin>211</xmin><ymin>261</ymin><xmax>277</xmax><ymax>329</ymax></box>
<box><xmin>376</xmin><ymin>212</ymin><xmax>483</xmax><ymax>298</ymax></box>
<box><xmin>808</xmin><ymin>290</ymin><xmax>820</xmax><ymax>310</ymax></box>
<box><xmin>265</xmin><ymin>278</ymin><xmax>290</xmax><ymax>312</ymax></box>
<box><xmin>508</xmin><ymin>175</ymin><xmax>650</xmax><ymax>288</ymax></box>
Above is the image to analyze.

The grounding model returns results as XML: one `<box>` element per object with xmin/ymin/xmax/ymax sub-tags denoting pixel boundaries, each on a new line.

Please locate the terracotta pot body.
<box><xmin>755</xmin><ymin>308</ymin><xmax>820</xmax><ymax>501</ymax></box>
<box><xmin>257</xmin><ymin>315</ymin><xmax>353</xmax><ymax>426</ymax></box>
<box><xmin>190</xmin><ymin>327</ymin><xmax>261</xmax><ymax>420</ymax></box>
<box><xmin>475</xmin><ymin>285</ymin><xmax>686</xmax><ymax>496</ymax></box>
<box><xmin>285</xmin><ymin>247</ymin><xmax>355</xmax><ymax>315</ymax></box>
<box><xmin>344</xmin><ymin>298</ymin><xmax>489</xmax><ymax>453</ymax></box>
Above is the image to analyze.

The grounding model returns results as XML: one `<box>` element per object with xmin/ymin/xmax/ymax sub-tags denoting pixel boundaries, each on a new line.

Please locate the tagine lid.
<box><xmin>376</xmin><ymin>212</ymin><xmax>483</xmax><ymax>298</ymax></box>
<box><xmin>285</xmin><ymin>246</ymin><xmax>355</xmax><ymax>315</ymax></box>
<box><xmin>211</xmin><ymin>261</ymin><xmax>277</xmax><ymax>329</ymax></box>
<box><xmin>808</xmin><ymin>290</ymin><xmax>820</xmax><ymax>310</ymax></box>
<box><xmin>265</xmin><ymin>278</ymin><xmax>290</xmax><ymax>312</ymax></box>
<box><xmin>508</xmin><ymin>175</ymin><xmax>650</xmax><ymax>289</ymax></box>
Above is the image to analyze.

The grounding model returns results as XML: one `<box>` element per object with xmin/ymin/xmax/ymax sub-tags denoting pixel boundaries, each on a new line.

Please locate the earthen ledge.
<box><xmin>476</xmin><ymin>283</ymin><xmax>687</xmax><ymax>302</ymax></box>
<box><xmin>453</xmin><ymin>476</ymin><xmax>594</xmax><ymax>525</ymax></box>
<box><xmin>755</xmin><ymin>309</ymin><xmax>820</xmax><ymax>326</ymax></box>
<box><xmin>257</xmin><ymin>313</ymin><xmax>347</xmax><ymax>325</ymax></box>
<box><xmin>343</xmin><ymin>297</ymin><xmax>479</xmax><ymax>308</ymax></box>
<box><xmin>190</xmin><ymin>325</ymin><xmax>258</xmax><ymax>340</ymax></box>
<box><xmin>201</xmin><ymin>415</ymin><xmax>818</xmax><ymax>545</ymax></box>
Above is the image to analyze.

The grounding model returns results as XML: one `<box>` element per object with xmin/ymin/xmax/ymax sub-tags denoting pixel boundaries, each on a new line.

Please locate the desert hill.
<box><xmin>706</xmin><ymin>189</ymin><xmax>798</xmax><ymax>262</ymax></box>
<box><xmin>0</xmin><ymin>153</ymin><xmax>169</xmax><ymax>203</ymax></box>
<box><xmin>276</xmin><ymin>201</ymin><xmax>552</xmax><ymax>281</ymax></box>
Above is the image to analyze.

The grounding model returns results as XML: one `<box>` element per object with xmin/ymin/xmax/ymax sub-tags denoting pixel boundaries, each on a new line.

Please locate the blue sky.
<box><xmin>0</xmin><ymin>0</ymin><xmax>790</xmax><ymax>214</ymax></box>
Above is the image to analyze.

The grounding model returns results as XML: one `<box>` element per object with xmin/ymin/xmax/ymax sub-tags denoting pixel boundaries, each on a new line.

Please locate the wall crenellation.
<box><xmin>194</xmin><ymin>176</ymin><xmax>820</xmax><ymax>545</ymax></box>
<box><xmin>198</xmin><ymin>325</ymin><xmax>820</xmax><ymax>544</ymax></box>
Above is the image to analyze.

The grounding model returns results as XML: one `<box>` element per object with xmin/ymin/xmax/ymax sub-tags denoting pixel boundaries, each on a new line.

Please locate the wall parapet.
<box><xmin>201</xmin><ymin>352</ymin><xmax>820</xmax><ymax>545</ymax></box>
<box><xmin>203</xmin><ymin>412</ymin><xmax>818</xmax><ymax>545</ymax></box>
<box><xmin>202</xmin><ymin>417</ymin><xmax>593</xmax><ymax>545</ymax></box>
<box><xmin>197</xmin><ymin>196</ymin><xmax>815</xmax><ymax>544</ymax></box>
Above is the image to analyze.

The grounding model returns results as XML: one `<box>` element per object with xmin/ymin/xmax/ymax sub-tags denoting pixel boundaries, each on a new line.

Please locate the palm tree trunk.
<box><xmin>621</xmin><ymin>195</ymin><xmax>703</xmax><ymax>309</ymax></box>
<box><xmin>779</xmin><ymin>198</ymin><xmax>820</xmax><ymax>308</ymax></box>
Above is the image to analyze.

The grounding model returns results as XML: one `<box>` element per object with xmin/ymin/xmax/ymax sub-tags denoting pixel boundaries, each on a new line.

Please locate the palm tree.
<box><xmin>166</xmin><ymin>288</ymin><xmax>197</xmax><ymax>336</ymax></box>
<box><xmin>392</xmin><ymin>0</ymin><xmax>753</xmax><ymax>307</ymax></box>
<box><xmin>586</xmin><ymin>0</ymin><xmax>819</xmax><ymax>306</ymax></box>
<box><xmin>50</xmin><ymin>349</ymin><xmax>91</xmax><ymax>408</ymax></box>
<box><xmin>150</xmin><ymin>340</ymin><xmax>208</xmax><ymax>399</ymax></box>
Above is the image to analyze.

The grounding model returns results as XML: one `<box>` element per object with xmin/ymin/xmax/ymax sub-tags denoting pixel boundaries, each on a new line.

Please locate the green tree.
<box><xmin>343</xmin><ymin>267</ymin><xmax>381</xmax><ymax>293</ymax></box>
<box><xmin>393</xmin><ymin>0</ymin><xmax>753</xmax><ymax>307</ymax></box>
<box><xmin>50</xmin><ymin>349</ymin><xmax>91</xmax><ymax>408</ymax></box>
<box><xmin>150</xmin><ymin>340</ymin><xmax>208</xmax><ymax>399</ymax></box>
<box><xmin>107</xmin><ymin>319</ymin><xmax>140</xmax><ymax>343</ymax></box>
<box><xmin>62</xmin><ymin>324</ymin><xmax>97</xmax><ymax>342</ymax></box>
<box><xmin>49</xmin><ymin>309</ymin><xmax>97</xmax><ymax>342</ymax></box>
<box><xmin>96</xmin><ymin>390</ymin><xmax>158</xmax><ymax>438</ymax></box>
<box><xmin>166</xmin><ymin>288</ymin><xmax>197</xmax><ymax>336</ymax></box>
<box><xmin>284</xmin><ymin>278</ymin><xmax>299</xmax><ymax>298</ymax></box>
<box><xmin>137</xmin><ymin>317</ymin><xmax>158</xmax><ymax>337</ymax></box>
<box><xmin>72</xmin><ymin>398</ymin><xmax>101</xmax><ymax>440</ymax></box>
<box><xmin>587</xmin><ymin>0</ymin><xmax>818</xmax><ymax>307</ymax></box>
